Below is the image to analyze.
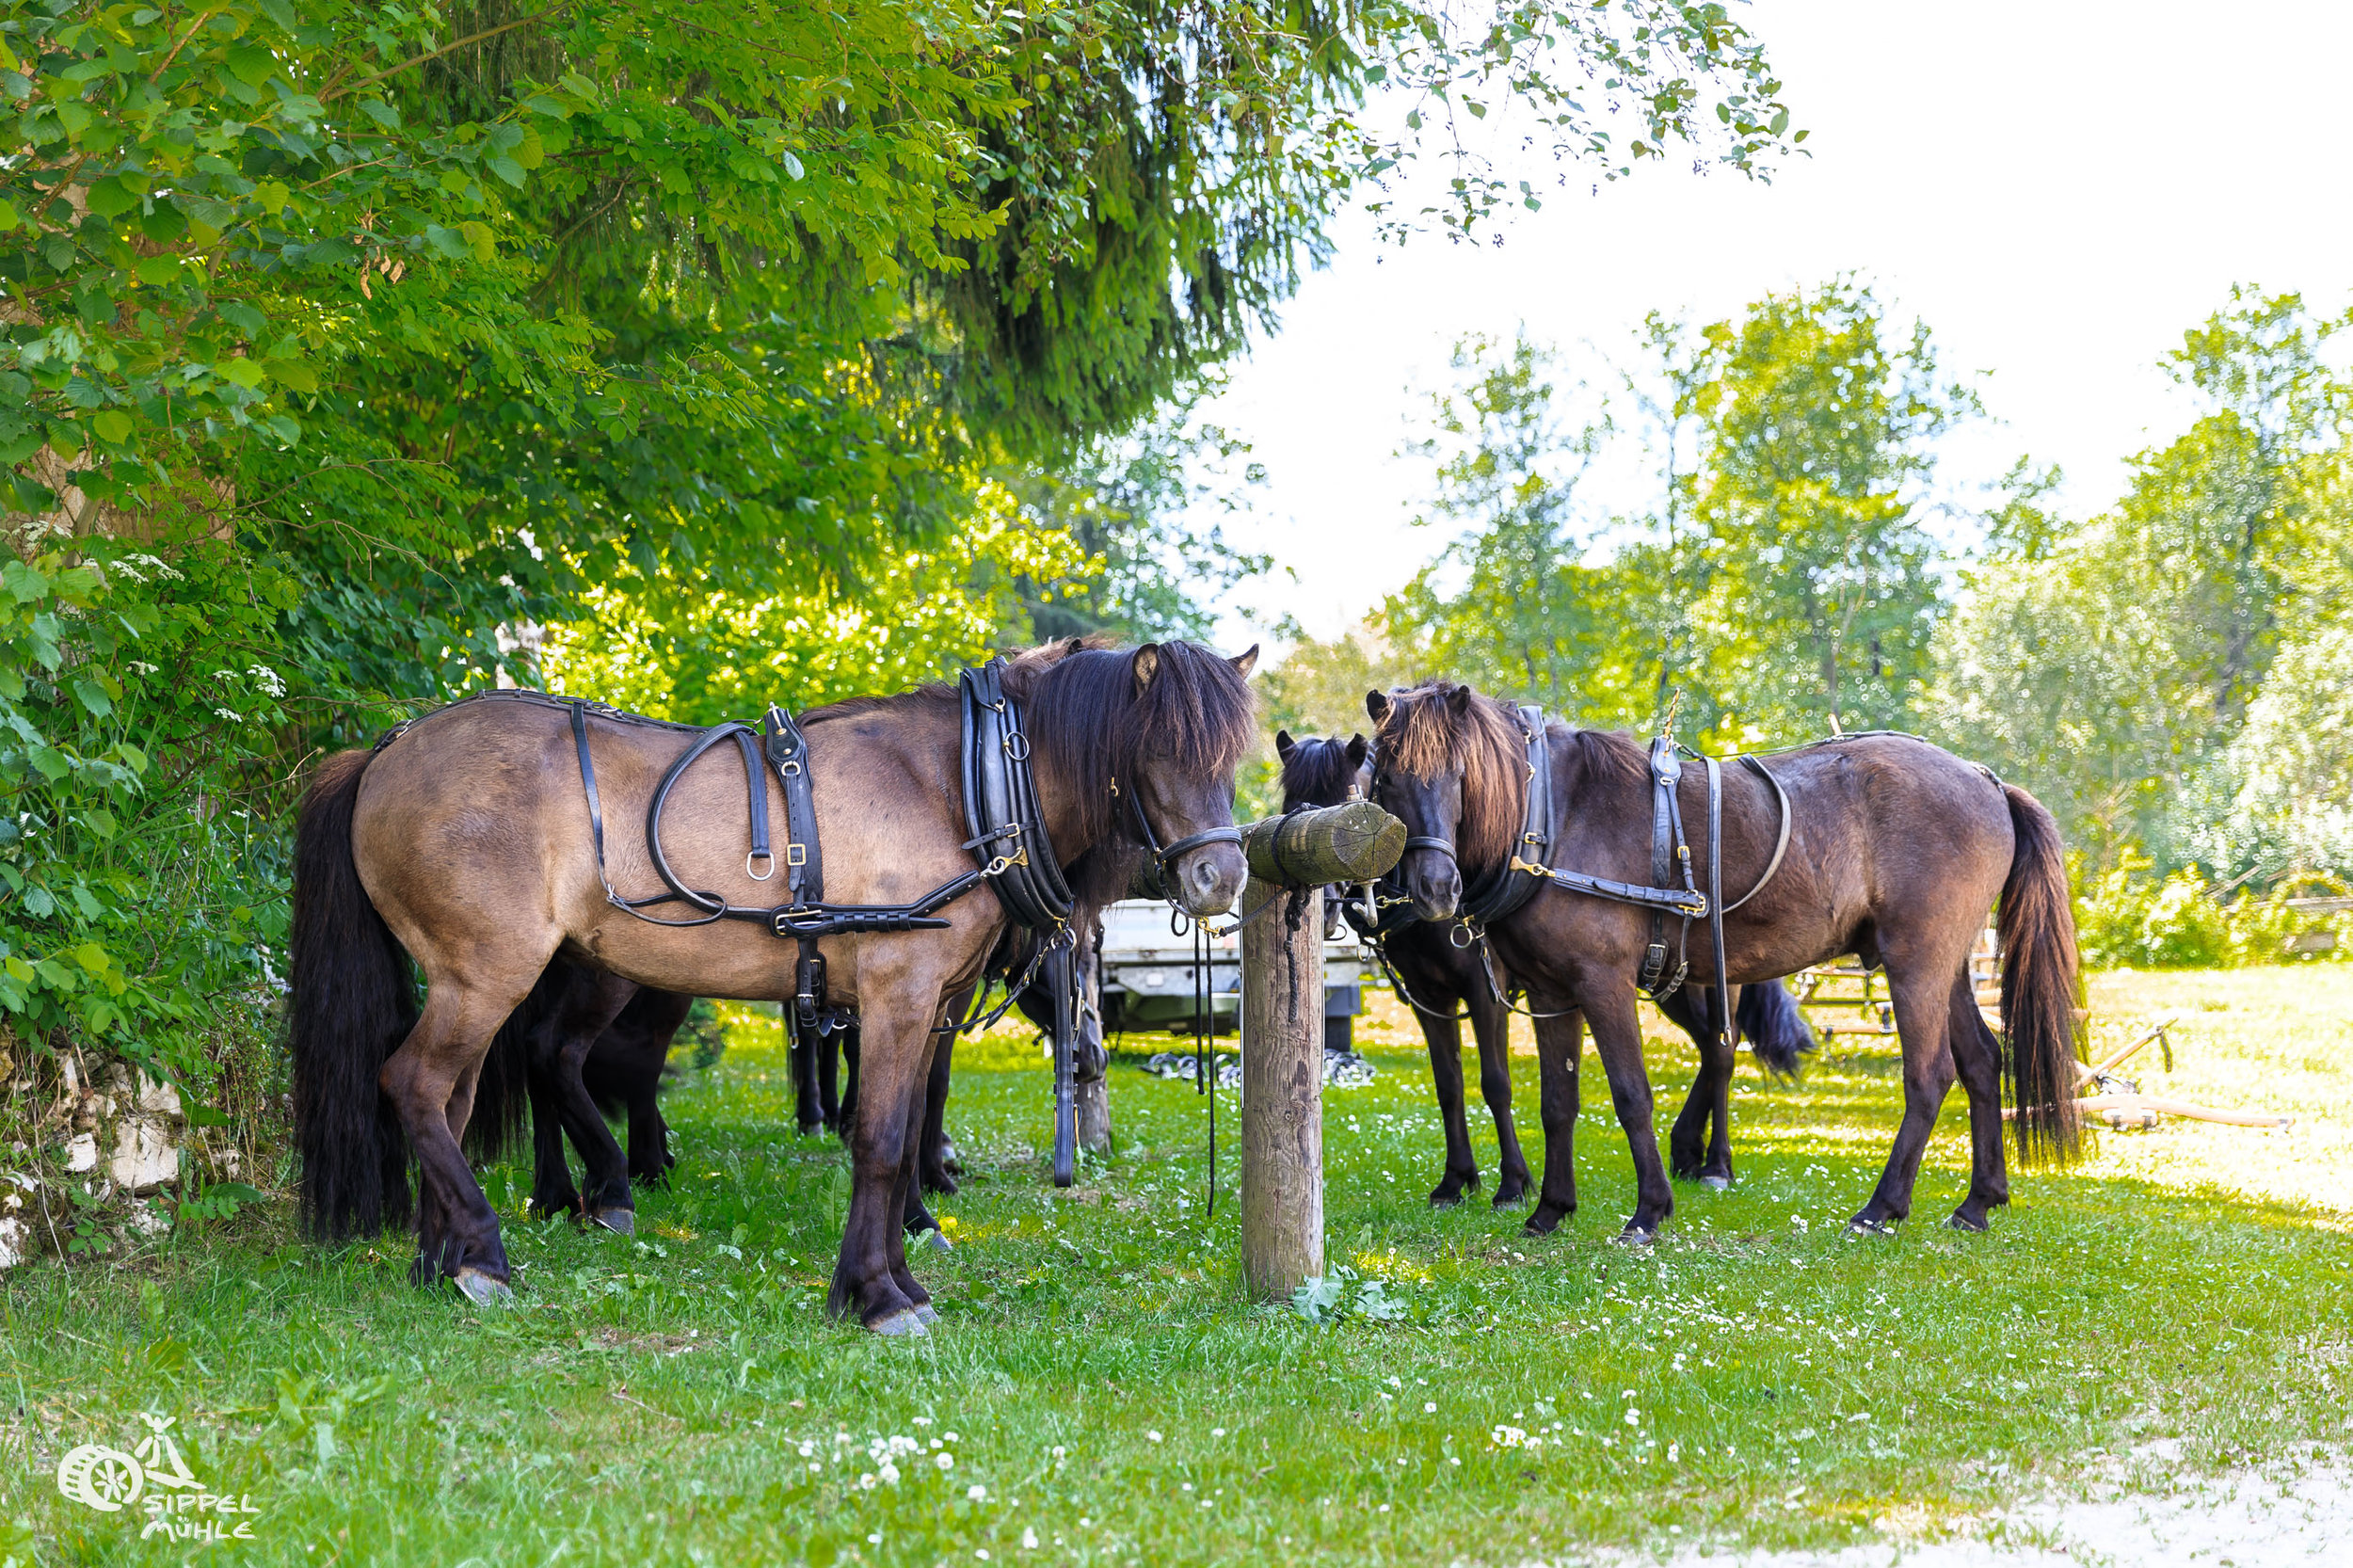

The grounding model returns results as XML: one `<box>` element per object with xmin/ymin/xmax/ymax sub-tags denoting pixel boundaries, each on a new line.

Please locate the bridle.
<box><xmin>1116</xmin><ymin>775</ymin><xmax>1243</xmax><ymax>887</ymax></box>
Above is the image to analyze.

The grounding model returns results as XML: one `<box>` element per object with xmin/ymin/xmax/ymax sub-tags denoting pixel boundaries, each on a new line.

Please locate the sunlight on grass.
<box><xmin>2</xmin><ymin>971</ymin><xmax>2346</xmax><ymax>1565</ymax></box>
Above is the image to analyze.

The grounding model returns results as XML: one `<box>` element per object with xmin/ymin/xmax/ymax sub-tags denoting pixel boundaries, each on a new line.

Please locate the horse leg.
<box><xmin>524</xmin><ymin>1045</ymin><xmax>582</xmax><ymax>1218</ymax></box>
<box><xmin>541</xmin><ymin>971</ymin><xmax>640</xmax><ymax>1233</ymax></box>
<box><xmin>1850</xmin><ymin>951</ymin><xmax>1966</xmax><ymax>1234</ymax></box>
<box><xmin>1945</xmin><ymin>972</ymin><xmax>2010</xmax><ymax>1231</ymax></box>
<box><xmin>1582</xmin><ymin>980</ymin><xmax>1675</xmax><ymax>1240</ymax></box>
<box><xmin>622</xmin><ymin>991</ymin><xmax>689</xmax><ymax>1187</ymax></box>
<box><xmin>381</xmin><ymin>979</ymin><xmax>531</xmax><ymax>1299</ymax></box>
<box><xmin>1524</xmin><ymin>1006</ymin><xmax>1584</xmax><ymax>1235</ymax></box>
<box><xmin>832</xmin><ymin>1028</ymin><xmax>858</xmax><ymax>1136</ymax></box>
<box><xmin>1662</xmin><ymin>984</ymin><xmax>1739</xmax><ymax>1189</ymax></box>
<box><xmin>920</xmin><ymin>1019</ymin><xmax>958</xmax><ymax>1196</ymax></box>
<box><xmin>792</xmin><ymin>1022</ymin><xmax>823</xmax><ymax>1136</ymax></box>
<box><xmin>1416</xmin><ymin>1002</ymin><xmax>1480</xmax><ymax>1207</ymax></box>
<box><xmin>1467</xmin><ymin>984</ymin><xmax>1530</xmax><ymax>1207</ymax></box>
<box><xmin>827</xmin><ymin>1004</ymin><xmax>932</xmax><ymax>1334</ymax></box>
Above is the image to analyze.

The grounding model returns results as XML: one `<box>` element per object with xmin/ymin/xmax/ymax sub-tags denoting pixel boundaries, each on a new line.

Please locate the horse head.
<box><xmin>1026</xmin><ymin>639</ymin><xmax>1258</xmax><ymax>918</ymax></box>
<box><xmin>1365</xmin><ymin>681</ymin><xmax>1528</xmax><ymax>922</ymax></box>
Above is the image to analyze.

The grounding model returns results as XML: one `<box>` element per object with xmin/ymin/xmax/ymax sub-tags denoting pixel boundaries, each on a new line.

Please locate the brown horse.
<box><xmin>1274</xmin><ymin>729</ymin><xmax>1816</xmax><ymax>1206</ymax></box>
<box><xmin>1364</xmin><ymin>682</ymin><xmax>2083</xmax><ymax>1240</ymax></box>
<box><xmin>290</xmin><ymin>638</ymin><xmax>1256</xmax><ymax>1332</ymax></box>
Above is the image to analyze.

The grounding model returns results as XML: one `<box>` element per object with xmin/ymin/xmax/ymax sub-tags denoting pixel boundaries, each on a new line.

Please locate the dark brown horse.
<box><xmin>468</xmin><ymin>959</ymin><xmax>693</xmax><ymax>1225</ymax></box>
<box><xmin>1275</xmin><ymin>729</ymin><xmax>1815</xmax><ymax>1205</ymax></box>
<box><xmin>1364</xmin><ymin>682</ymin><xmax>2083</xmax><ymax>1240</ymax></box>
<box><xmin>290</xmin><ymin>638</ymin><xmax>1256</xmax><ymax>1332</ymax></box>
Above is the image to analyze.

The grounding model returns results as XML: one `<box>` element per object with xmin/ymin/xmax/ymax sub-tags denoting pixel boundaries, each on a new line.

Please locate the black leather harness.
<box><xmin>1363</xmin><ymin>706</ymin><xmax>1793</xmax><ymax>1051</ymax></box>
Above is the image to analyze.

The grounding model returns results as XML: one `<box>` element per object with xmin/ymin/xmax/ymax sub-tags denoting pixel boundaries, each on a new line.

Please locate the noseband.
<box><xmin>1118</xmin><ymin>777</ymin><xmax>1243</xmax><ymax>881</ymax></box>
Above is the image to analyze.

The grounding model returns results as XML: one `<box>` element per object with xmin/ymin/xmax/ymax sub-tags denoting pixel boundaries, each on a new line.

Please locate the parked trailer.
<box><xmin>1096</xmin><ymin>897</ymin><xmax>1368</xmax><ymax>1050</ymax></box>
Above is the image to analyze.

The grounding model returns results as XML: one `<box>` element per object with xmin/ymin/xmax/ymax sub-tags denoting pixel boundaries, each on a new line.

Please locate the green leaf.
<box><xmin>72</xmin><ymin>676</ymin><xmax>115</xmax><ymax>716</ymax></box>
<box><xmin>216</xmin><ymin>358</ymin><xmax>267</xmax><ymax>390</ymax></box>
<box><xmin>136</xmin><ymin>254</ymin><xmax>178</xmax><ymax>286</ymax></box>
<box><xmin>266</xmin><ymin>359</ymin><xmax>318</xmax><ymax>393</ymax></box>
<box><xmin>89</xmin><ymin>409</ymin><xmax>133</xmax><ymax>444</ymax></box>
<box><xmin>486</xmin><ymin>155</ymin><xmax>527</xmax><ymax>189</ymax></box>
<box><xmin>85</xmin><ymin>176</ymin><xmax>139</xmax><ymax>218</ymax></box>
<box><xmin>227</xmin><ymin>45</ymin><xmax>277</xmax><ymax>87</ymax></box>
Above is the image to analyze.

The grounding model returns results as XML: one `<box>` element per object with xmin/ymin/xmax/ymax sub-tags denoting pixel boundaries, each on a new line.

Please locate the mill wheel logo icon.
<box><xmin>56</xmin><ymin>1444</ymin><xmax>145</xmax><ymax>1512</ymax></box>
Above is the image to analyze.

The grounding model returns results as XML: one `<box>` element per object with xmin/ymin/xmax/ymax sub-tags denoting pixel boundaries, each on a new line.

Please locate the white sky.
<box><xmin>1202</xmin><ymin>0</ymin><xmax>2353</xmax><ymax>648</ymax></box>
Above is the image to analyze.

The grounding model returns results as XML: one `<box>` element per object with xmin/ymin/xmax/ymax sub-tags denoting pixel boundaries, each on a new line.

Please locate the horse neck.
<box><xmin>1027</xmin><ymin>750</ymin><xmax>1108</xmax><ymax>871</ymax></box>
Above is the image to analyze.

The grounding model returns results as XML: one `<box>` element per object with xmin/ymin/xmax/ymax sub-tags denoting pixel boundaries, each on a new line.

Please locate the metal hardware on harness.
<box><xmin>960</xmin><ymin>659</ymin><xmax>1074</xmax><ymax>935</ymax></box>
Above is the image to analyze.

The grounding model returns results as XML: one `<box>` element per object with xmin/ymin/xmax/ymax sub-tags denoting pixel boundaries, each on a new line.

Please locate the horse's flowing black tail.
<box><xmin>1737</xmin><ymin>978</ymin><xmax>1817</xmax><ymax>1080</ymax></box>
<box><xmin>290</xmin><ymin>748</ymin><xmax>415</xmax><ymax>1240</ymax></box>
<box><xmin>1997</xmin><ymin>783</ymin><xmax>2086</xmax><ymax>1166</ymax></box>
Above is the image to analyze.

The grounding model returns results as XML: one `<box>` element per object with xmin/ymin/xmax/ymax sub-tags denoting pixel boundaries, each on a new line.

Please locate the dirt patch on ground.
<box><xmin>1655</xmin><ymin>1449</ymin><xmax>2351</xmax><ymax>1567</ymax></box>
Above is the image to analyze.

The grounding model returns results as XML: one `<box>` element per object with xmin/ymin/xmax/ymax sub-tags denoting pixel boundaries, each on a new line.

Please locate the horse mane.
<box><xmin>803</xmin><ymin>633</ymin><xmax>1255</xmax><ymax>862</ymax></box>
<box><xmin>1564</xmin><ymin>727</ymin><xmax>1649</xmax><ymax>794</ymax></box>
<box><xmin>1372</xmin><ymin>682</ymin><xmax>1531</xmax><ymax>874</ymax></box>
<box><xmin>1278</xmin><ymin>735</ymin><xmax>1363</xmax><ymax>810</ymax></box>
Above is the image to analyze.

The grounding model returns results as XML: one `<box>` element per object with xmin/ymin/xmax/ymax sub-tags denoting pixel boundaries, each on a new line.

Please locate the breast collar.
<box><xmin>1354</xmin><ymin>704</ymin><xmax>1554</xmax><ymax>939</ymax></box>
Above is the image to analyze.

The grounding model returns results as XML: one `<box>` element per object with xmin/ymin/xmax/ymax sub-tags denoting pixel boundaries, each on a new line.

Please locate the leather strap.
<box><xmin>1047</xmin><ymin>941</ymin><xmax>1079</xmax><ymax>1187</ymax></box>
<box><xmin>762</xmin><ymin>704</ymin><xmax>824</xmax><ymax>908</ymax></box>
<box><xmin>960</xmin><ymin>659</ymin><xmax>1075</xmax><ymax>934</ymax></box>
<box><xmin>1721</xmin><ymin>754</ymin><xmax>1793</xmax><ymax>914</ymax></box>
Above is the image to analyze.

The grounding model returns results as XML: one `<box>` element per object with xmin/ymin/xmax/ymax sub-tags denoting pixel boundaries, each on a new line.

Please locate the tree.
<box><xmin>1684</xmin><ymin>279</ymin><xmax>1970</xmax><ymax>741</ymax></box>
<box><xmin>1928</xmin><ymin>289</ymin><xmax>2350</xmax><ymax>871</ymax></box>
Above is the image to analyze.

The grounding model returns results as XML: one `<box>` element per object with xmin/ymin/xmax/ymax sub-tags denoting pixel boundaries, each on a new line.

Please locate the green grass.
<box><xmin>5</xmin><ymin>968</ymin><xmax>2350</xmax><ymax>1565</ymax></box>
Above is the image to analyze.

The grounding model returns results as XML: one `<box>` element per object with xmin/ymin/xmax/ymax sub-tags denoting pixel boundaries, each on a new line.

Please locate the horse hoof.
<box><xmin>870</xmin><ymin>1308</ymin><xmax>930</xmax><ymax>1337</ymax></box>
<box><xmin>1847</xmin><ymin>1216</ymin><xmax>1897</xmax><ymax>1237</ymax></box>
<box><xmin>913</xmin><ymin>1226</ymin><xmax>952</xmax><ymax>1253</ymax></box>
<box><xmin>1429</xmin><ymin>1191</ymin><xmax>1465</xmax><ymax>1209</ymax></box>
<box><xmin>453</xmin><ymin>1270</ymin><xmax>514</xmax><ymax>1306</ymax></box>
<box><xmin>1946</xmin><ymin>1209</ymin><xmax>1990</xmax><ymax>1233</ymax></box>
<box><xmin>913</xmin><ymin>1303</ymin><xmax>939</xmax><ymax>1325</ymax></box>
<box><xmin>592</xmin><ymin>1208</ymin><xmax>635</xmax><ymax>1236</ymax></box>
<box><xmin>1701</xmin><ymin>1176</ymin><xmax>1734</xmax><ymax>1192</ymax></box>
<box><xmin>1616</xmin><ymin>1225</ymin><xmax>1656</xmax><ymax>1247</ymax></box>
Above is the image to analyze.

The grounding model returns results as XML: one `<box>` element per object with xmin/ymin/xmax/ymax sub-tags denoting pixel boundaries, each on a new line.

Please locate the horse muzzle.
<box><xmin>1172</xmin><ymin>841</ymin><xmax>1247</xmax><ymax>917</ymax></box>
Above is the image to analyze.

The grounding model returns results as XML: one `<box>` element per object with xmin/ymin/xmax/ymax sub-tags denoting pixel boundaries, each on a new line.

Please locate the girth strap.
<box><xmin>762</xmin><ymin>704</ymin><xmax>824</xmax><ymax>908</ymax></box>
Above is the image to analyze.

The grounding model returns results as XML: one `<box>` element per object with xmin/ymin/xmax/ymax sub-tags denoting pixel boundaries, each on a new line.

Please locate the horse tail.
<box><xmin>1996</xmin><ymin>783</ymin><xmax>2086</xmax><ymax>1166</ymax></box>
<box><xmin>1737</xmin><ymin>979</ymin><xmax>1817</xmax><ymax>1080</ymax></box>
<box><xmin>289</xmin><ymin>748</ymin><xmax>415</xmax><ymax>1240</ymax></box>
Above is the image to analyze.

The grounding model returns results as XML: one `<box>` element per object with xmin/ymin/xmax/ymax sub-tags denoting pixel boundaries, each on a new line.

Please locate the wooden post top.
<box><xmin>1239</xmin><ymin>801</ymin><xmax>1406</xmax><ymax>889</ymax></box>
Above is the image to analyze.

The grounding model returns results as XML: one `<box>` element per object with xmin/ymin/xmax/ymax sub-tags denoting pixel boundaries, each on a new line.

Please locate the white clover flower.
<box><xmin>1210</xmin><ymin>1428</ymin><xmax>1225</xmax><ymax>1437</ymax></box>
<box><xmin>1050</xmin><ymin>1446</ymin><xmax>1066</xmax><ymax>1459</ymax></box>
<box><xmin>944</xmin><ymin>1432</ymin><xmax>959</xmax><ymax>1443</ymax></box>
<box><xmin>914</xmin><ymin>1416</ymin><xmax>935</xmax><ymax>1426</ymax></box>
<box><xmin>1489</xmin><ymin>1425</ymin><xmax>1528</xmax><ymax>1448</ymax></box>
<box><xmin>936</xmin><ymin>1452</ymin><xmax>954</xmax><ymax>1471</ymax></box>
<box><xmin>1625</xmin><ymin>1408</ymin><xmax>1641</xmax><ymax>1426</ymax></box>
<box><xmin>1424</xmin><ymin>1401</ymin><xmax>1437</xmax><ymax>1414</ymax></box>
<box><xmin>968</xmin><ymin>1484</ymin><xmax>987</xmax><ymax>1502</ymax></box>
<box><xmin>1021</xmin><ymin>1528</ymin><xmax>1039</xmax><ymax>1549</ymax></box>
<box><xmin>1146</xmin><ymin>1431</ymin><xmax>1163</xmax><ymax>1444</ymax></box>
<box><xmin>859</xmin><ymin>1473</ymin><xmax>877</xmax><ymax>1490</ymax></box>
<box><xmin>878</xmin><ymin>1462</ymin><xmax>901</xmax><ymax>1485</ymax></box>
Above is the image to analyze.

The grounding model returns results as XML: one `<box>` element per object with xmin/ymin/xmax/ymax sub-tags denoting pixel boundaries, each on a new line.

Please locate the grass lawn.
<box><xmin>5</xmin><ymin>967</ymin><xmax>2349</xmax><ymax>1565</ymax></box>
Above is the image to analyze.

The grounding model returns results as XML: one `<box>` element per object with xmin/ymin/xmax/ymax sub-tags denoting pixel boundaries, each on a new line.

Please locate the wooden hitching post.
<box><xmin>1236</xmin><ymin>801</ymin><xmax>1404</xmax><ymax>1301</ymax></box>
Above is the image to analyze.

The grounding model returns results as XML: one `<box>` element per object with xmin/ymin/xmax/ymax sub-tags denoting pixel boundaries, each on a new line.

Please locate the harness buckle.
<box><xmin>745</xmin><ymin>851</ymin><xmax>776</xmax><ymax>882</ymax></box>
<box><xmin>786</xmin><ymin>843</ymin><xmax>808</xmax><ymax>867</ymax></box>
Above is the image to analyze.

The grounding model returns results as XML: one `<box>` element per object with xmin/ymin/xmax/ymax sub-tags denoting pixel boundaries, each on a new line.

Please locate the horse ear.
<box><xmin>1447</xmin><ymin>683</ymin><xmax>1473</xmax><ymax>716</ymax></box>
<box><xmin>1273</xmin><ymin>728</ymin><xmax>1296</xmax><ymax>761</ymax></box>
<box><xmin>1365</xmin><ymin>690</ymin><xmax>1391</xmax><ymax>723</ymax></box>
<box><xmin>1064</xmin><ymin>636</ymin><xmax>1086</xmax><ymax>656</ymax></box>
<box><xmin>1132</xmin><ymin>644</ymin><xmax>1161</xmax><ymax>694</ymax></box>
<box><xmin>1229</xmin><ymin>643</ymin><xmax>1259</xmax><ymax>679</ymax></box>
<box><xmin>1345</xmin><ymin>733</ymin><xmax>1369</xmax><ymax>769</ymax></box>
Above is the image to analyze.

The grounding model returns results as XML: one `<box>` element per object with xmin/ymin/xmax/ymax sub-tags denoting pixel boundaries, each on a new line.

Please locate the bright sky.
<box><xmin>1205</xmin><ymin>0</ymin><xmax>2353</xmax><ymax>648</ymax></box>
